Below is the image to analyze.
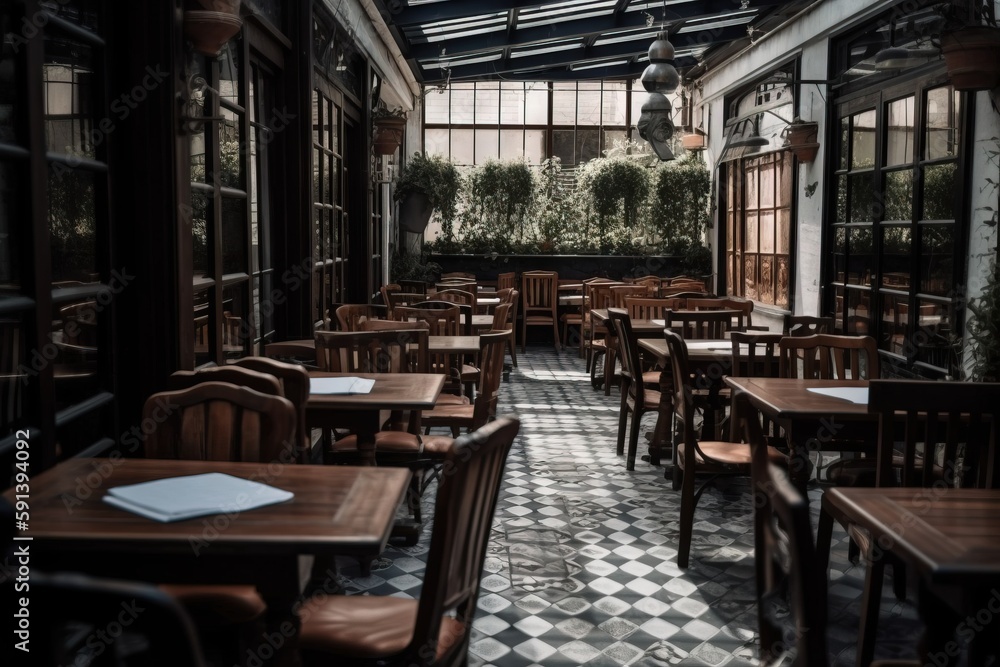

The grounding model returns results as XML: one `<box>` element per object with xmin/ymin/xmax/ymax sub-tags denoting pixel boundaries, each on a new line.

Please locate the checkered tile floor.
<box><xmin>333</xmin><ymin>347</ymin><xmax>923</xmax><ymax>666</ymax></box>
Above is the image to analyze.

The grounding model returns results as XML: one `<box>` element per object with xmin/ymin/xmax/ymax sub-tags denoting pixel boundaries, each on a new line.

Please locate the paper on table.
<box><xmin>650</xmin><ymin>319</ymin><xmax>666</xmax><ymax>326</ymax></box>
<box><xmin>806</xmin><ymin>387</ymin><xmax>869</xmax><ymax>405</ymax></box>
<box><xmin>102</xmin><ymin>473</ymin><xmax>293</xmax><ymax>523</ymax></box>
<box><xmin>310</xmin><ymin>376</ymin><xmax>376</xmax><ymax>395</ymax></box>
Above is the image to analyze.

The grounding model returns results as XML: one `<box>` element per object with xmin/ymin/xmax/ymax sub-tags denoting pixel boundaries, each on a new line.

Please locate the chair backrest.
<box><xmin>335</xmin><ymin>304</ymin><xmax>388</xmax><ymax>332</ymax></box>
<box><xmin>868</xmin><ymin>379</ymin><xmax>1000</xmax><ymax>489</ymax></box>
<box><xmin>33</xmin><ymin>571</ymin><xmax>209</xmax><ymax>667</ymax></box>
<box><xmin>729</xmin><ymin>331</ymin><xmax>783</xmax><ymax>378</ymax></box>
<box><xmin>410</xmin><ymin>418</ymin><xmax>520</xmax><ymax>665</ymax></box>
<box><xmin>394</xmin><ymin>304</ymin><xmax>461</xmax><ymax>336</ymax></box>
<box><xmin>667</xmin><ymin>276</ymin><xmax>707</xmax><ymax>289</ymax></box>
<box><xmin>469</xmin><ymin>332</ymin><xmax>509</xmax><ymax>427</ymax></box>
<box><xmin>497</xmin><ymin>271</ymin><xmax>516</xmax><ymax>291</ymax></box>
<box><xmin>441</xmin><ymin>271</ymin><xmax>476</xmax><ymax>280</ymax></box>
<box><xmin>232</xmin><ymin>357</ymin><xmax>312</xmax><ymax>463</ymax></box>
<box><xmin>665</xmin><ymin>309</ymin><xmax>740</xmax><ymax>340</ymax></box>
<box><xmin>314</xmin><ymin>328</ymin><xmax>429</xmax><ymax>374</ymax></box>
<box><xmin>433</xmin><ymin>288</ymin><xmax>477</xmax><ymax>311</ymax></box>
<box><xmin>742</xmin><ymin>403</ymin><xmax>828</xmax><ymax>667</ymax></box>
<box><xmin>398</xmin><ymin>279</ymin><xmax>428</xmax><ymax>296</ymax></box>
<box><xmin>624</xmin><ymin>274</ymin><xmax>662</xmax><ymax>295</ymax></box>
<box><xmin>521</xmin><ymin>271</ymin><xmax>558</xmax><ymax>314</ymax></box>
<box><xmin>783</xmin><ymin>314</ymin><xmax>835</xmax><ymax>337</ymax></box>
<box><xmin>663</xmin><ymin>330</ymin><xmax>710</xmax><ymax>451</ymax></box>
<box><xmin>490</xmin><ymin>302</ymin><xmax>512</xmax><ymax>331</ymax></box>
<box><xmin>264</xmin><ymin>340</ymin><xmax>318</xmax><ymax>367</ymax></box>
<box><xmin>588</xmin><ymin>281</ymin><xmax>624</xmax><ymax>311</ymax></box>
<box><xmin>608</xmin><ymin>308</ymin><xmax>647</xmax><ymax>405</ymax></box>
<box><xmin>624</xmin><ymin>296</ymin><xmax>686</xmax><ymax>320</ymax></box>
<box><xmin>660</xmin><ymin>287</ymin><xmax>714</xmax><ymax>298</ymax></box>
<box><xmin>609</xmin><ymin>284</ymin><xmax>649</xmax><ymax>308</ymax></box>
<box><xmin>143</xmin><ymin>381</ymin><xmax>297</xmax><ymax>463</ymax></box>
<box><xmin>167</xmin><ymin>365</ymin><xmax>282</xmax><ymax>396</ymax></box>
<box><xmin>688</xmin><ymin>297</ymin><xmax>754</xmax><ymax>328</ymax></box>
<box><xmin>778</xmin><ymin>333</ymin><xmax>879</xmax><ymax>380</ymax></box>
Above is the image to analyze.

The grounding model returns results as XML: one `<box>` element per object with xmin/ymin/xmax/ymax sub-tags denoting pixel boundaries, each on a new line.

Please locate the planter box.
<box><xmin>428</xmin><ymin>253</ymin><xmax>696</xmax><ymax>282</ymax></box>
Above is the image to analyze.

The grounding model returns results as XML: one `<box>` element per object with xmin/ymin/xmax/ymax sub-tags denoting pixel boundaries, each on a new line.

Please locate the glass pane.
<box><xmin>53</xmin><ymin>299</ymin><xmax>100</xmax><ymax>411</ymax></box>
<box><xmin>53</xmin><ymin>0</ymin><xmax>101</xmax><ymax>33</ymax></box>
<box><xmin>745</xmin><ymin>212</ymin><xmax>758</xmax><ymax>252</ymax></box>
<box><xmin>525</xmin><ymin>83</ymin><xmax>548</xmax><ymax>125</ymax></box>
<box><xmin>312</xmin><ymin>90</ymin><xmax>321</xmax><ymax>147</ymax></box>
<box><xmin>604</xmin><ymin>129</ymin><xmax>626</xmax><ymax>154</ymax></box>
<box><xmin>312</xmin><ymin>145</ymin><xmax>321</xmax><ymax>204</ymax></box>
<box><xmin>851</xmin><ymin>110</ymin><xmax>876</xmax><ymax>169</ymax></box>
<box><xmin>839</xmin><ymin>117</ymin><xmax>848</xmax><ymax>170</ymax></box>
<box><xmin>745</xmin><ymin>166</ymin><xmax>758</xmax><ymax>209</ymax></box>
<box><xmin>759</xmin><ymin>162</ymin><xmax>774</xmax><ymax>208</ymax></box>
<box><xmin>424</xmin><ymin>88</ymin><xmax>450</xmax><ymax>124</ymax></box>
<box><xmin>450</xmin><ymin>129</ymin><xmax>473</xmax><ymax>165</ymax></box>
<box><xmin>500</xmin><ymin>130</ymin><xmax>524</xmax><ymax>159</ymax></box>
<box><xmin>327</xmin><ymin>154</ymin><xmax>337</xmax><ymax>205</ymax></box>
<box><xmin>849</xmin><ymin>172</ymin><xmax>874</xmax><ymax>223</ymax></box>
<box><xmin>43</xmin><ymin>35</ymin><xmax>95</xmax><ymax>157</ymax></box>
<box><xmin>920</xmin><ymin>224</ymin><xmax>954</xmax><ymax>295</ymax></box>
<box><xmin>882</xmin><ymin>169</ymin><xmax>912</xmax><ymax>222</ymax></box>
<box><xmin>191</xmin><ymin>190</ymin><xmax>210</xmax><ymax>276</ymax></box>
<box><xmin>777</xmin><ymin>209</ymin><xmax>791</xmax><ymax>254</ymax></box>
<box><xmin>914</xmin><ymin>300</ymin><xmax>954</xmax><ymax>368</ymax></box>
<box><xmin>0</xmin><ymin>4</ymin><xmax>18</xmax><ymax>145</ymax></box>
<box><xmin>845</xmin><ymin>288</ymin><xmax>872</xmax><ymax>334</ymax></box>
<box><xmin>221</xmin><ymin>197</ymin><xmax>247</xmax><ymax>274</ymax></box>
<box><xmin>925</xmin><ymin>87</ymin><xmax>960</xmax><ymax>160</ymax></box>
<box><xmin>577</xmin><ymin>87</ymin><xmax>601</xmax><ymax>125</ymax></box>
<box><xmin>194</xmin><ymin>292</ymin><xmax>211</xmax><ymax>366</ymax></box>
<box><xmin>329</xmin><ymin>101</ymin><xmax>339</xmax><ymax>154</ymax></box>
<box><xmin>552</xmin><ymin>129</ymin><xmax>574</xmax><ymax>165</ymax></box>
<box><xmin>552</xmin><ymin>87</ymin><xmax>575</xmax><ymax>124</ymax></box>
<box><xmin>475</xmin><ymin>129</ymin><xmax>498</xmax><ymax>164</ymax></box>
<box><xmin>222</xmin><ymin>282</ymin><xmax>249</xmax><ymax>358</ymax></box>
<box><xmin>923</xmin><ymin>163</ymin><xmax>957</xmax><ymax>220</ymax></box>
<box><xmin>49</xmin><ymin>166</ymin><xmax>97</xmax><ymax>283</ymax></box>
<box><xmin>833</xmin><ymin>227</ymin><xmax>847</xmax><ymax>281</ymax></box>
<box><xmin>500</xmin><ymin>82</ymin><xmax>525</xmax><ymax>124</ymax></box>
<box><xmin>425</xmin><ymin>128</ymin><xmax>449</xmax><ymax>158</ymax></box>
<box><xmin>576</xmin><ymin>128</ymin><xmax>599</xmax><ymax>163</ymax></box>
<box><xmin>846</xmin><ymin>228</ymin><xmax>873</xmax><ymax>285</ymax></box>
<box><xmin>475</xmin><ymin>82</ymin><xmax>499</xmax><ymax>125</ymax></box>
<box><xmin>759</xmin><ymin>211</ymin><xmax>775</xmax><ymax>253</ymax></box>
<box><xmin>880</xmin><ymin>227</ymin><xmax>911</xmax><ymax>287</ymax></box>
<box><xmin>450</xmin><ymin>84</ymin><xmax>474</xmax><ymax>125</ymax></box>
<box><xmin>218</xmin><ymin>41</ymin><xmax>240</xmax><ymax>107</ymax></box>
<box><xmin>0</xmin><ymin>162</ymin><xmax>21</xmax><ymax>288</ymax></box>
<box><xmin>885</xmin><ymin>96</ymin><xmax>914</xmax><ymax>167</ymax></box>
<box><xmin>0</xmin><ymin>313</ymin><xmax>27</xmax><ymax>435</ymax></box>
<box><xmin>834</xmin><ymin>286</ymin><xmax>845</xmax><ymax>331</ymax></box>
<box><xmin>312</xmin><ymin>207</ymin><xmax>322</xmax><ymax>263</ymax></box>
<box><xmin>602</xmin><ymin>83</ymin><xmax>626</xmax><ymax>125</ymax></box>
<box><xmin>219</xmin><ymin>107</ymin><xmax>243</xmax><ymax>188</ymax></box>
<box><xmin>525</xmin><ymin>129</ymin><xmax>545</xmax><ymax>164</ymax></box>
<box><xmin>835</xmin><ymin>175</ymin><xmax>847</xmax><ymax>223</ymax></box>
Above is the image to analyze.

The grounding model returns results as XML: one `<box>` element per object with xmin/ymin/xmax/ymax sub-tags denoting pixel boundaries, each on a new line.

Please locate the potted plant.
<box><xmin>782</xmin><ymin>117</ymin><xmax>820</xmax><ymax>163</ymax></box>
<box><xmin>938</xmin><ymin>0</ymin><xmax>1000</xmax><ymax>90</ymax></box>
<box><xmin>372</xmin><ymin>107</ymin><xmax>407</xmax><ymax>155</ymax></box>
<box><xmin>393</xmin><ymin>152</ymin><xmax>461</xmax><ymax>235</ymax></box>
<box><xmin>183</xmin><ymin>0</ymin><xmax>242</xmax><ymax>57</ymax></box>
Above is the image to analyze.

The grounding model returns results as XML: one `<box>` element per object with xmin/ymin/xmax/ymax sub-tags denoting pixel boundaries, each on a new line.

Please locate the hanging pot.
<box><xmin>681</xmin><ymin>132</ymin><xmax>706</xmax><ymax>151</ymax></box>
<box><xmin>399</xmin><ymin>192</ymin><xmax>433</xmax><ymax>234</ymax></box>
<box><xmin>940</xmin><ymin>26</ymin><xmax>1000</xmax><ymax>90</ymax></box>
<box><xmin>782</xmin><ymin>120</ymin><xmax>820</xmax><ymax>163</ymax></box>
<box><xmin>183</xmin><ymin>0</ymin><xmax>242</xmax><ymax>57</ymax></box>
<box><xmin>373</xmin><ymin>116</ymin><xmax>406</xmax><ymax>155</ymax></box>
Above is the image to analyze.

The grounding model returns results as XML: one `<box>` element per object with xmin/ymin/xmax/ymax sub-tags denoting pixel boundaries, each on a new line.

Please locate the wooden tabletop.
<box><xmin>7</xmin><ymin>457</ymin><xmax>410</xmax><ymax>556</ymax></box>
<box><xmin>724</xmin><ymin>377</ymin><xmax>871</xmax><ymax>422</ymax></box>
<box><xmin>307</xmin><ymin>372</ymin><xmax>444</xmax><ymax>412</ymax></box>
<box><xmin>266</xmin><ymin>336</ymin><xmax>479</xmax><ymax>354</ymax></box>
<box><xmin>639</xmin><ymin>338</ymin><xmax>735</xmax><ymax>363</ymax></box>
<box><xmin>589</xmin><ymin>310</ymin><xmax>667</xmax><ymax>335</ymax></box>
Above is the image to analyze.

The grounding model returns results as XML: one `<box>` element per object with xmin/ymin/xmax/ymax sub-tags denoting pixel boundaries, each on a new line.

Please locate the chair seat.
<box><xmin>560</xmin><ymin>313</ymin><xmax>582</xmax><ymax>324</ymax></box>
<box><xmin>160</xmin><ymin>584</ymin><xmax>265</xmax><ymax>625</ymax></box>
<box><xmin>334</xmin><ymin>432</ymin><xmax>453</xmax><ymax>457</ymax></box>
<box><xmin>435</xmin><ymin>393</ymin><xmax>471</xmax><ymax>406</ymax></box>
<box><xmin>299</xmin><ymin>594</ymin><xmax>465</xmax><ymax>661</ymax></box>
<box><xmin>630</xmin><ymin>387</ymin><xmax>662</xmax><ymax>411</ymax></box>
<box><xmin>524</xmin><ymin>315</ymin><xmax>555</xmax><ymax>324</ymax></box>
<box><xmin>641</xmin><ymin>369</ymin><xmax>664</xmax><ymax>387</ymax></box>
<box><xmin>423</xmin><ymin>404</ymin><xmax>474</xmax><ymax>422</ymax></box>
<box><xmin>678</xmin><ymin>441</ymin><xmax>786</xmax><ymax>468</ymax></box>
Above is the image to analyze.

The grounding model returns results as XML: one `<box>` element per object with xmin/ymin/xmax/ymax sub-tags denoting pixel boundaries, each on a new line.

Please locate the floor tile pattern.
<box><xmin>334</xmin><ymin>347</ymin><xmax>923</xmax><ymax>666</ymax></box>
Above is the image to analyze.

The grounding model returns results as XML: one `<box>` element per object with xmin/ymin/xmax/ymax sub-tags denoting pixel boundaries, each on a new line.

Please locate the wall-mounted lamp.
<box><xmin>873</xmin><ymin>45</ymin><xmax>939</xmax><ymax>70</ymax></box>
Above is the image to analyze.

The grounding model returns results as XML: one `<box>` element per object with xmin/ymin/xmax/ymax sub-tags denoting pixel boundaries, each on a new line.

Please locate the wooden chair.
<box><xmin>497</xmin><ymin>271</ymin><xmax>516</xmax><ymax>291</ymax></box>
<box><xmin>729</xmin><ymin>331</ymin><xmax>783</xmax><ymax>442</ymax></box>
<box><xmin>783</xmin><ymin>314</ymin><xmax>834</xmax><ymax>337</ymax></box>
<box><xmin>667</xmin><ymin>276</ymin><xmax>707</xmax><ymax>290</ymax></box>
<box><xmin>398</xmin><ymin>279</ymin><xmax>428</xmax><ymax>298</ymax></box>
<box><xmin>778</xmin><ymin>333</ymin><xmax>879</xmax><ymax>380</ymax></box>
<box><xmin>336</xmin><ymin>304</ymin><xmax>388</xmax><ymax>332</ymax></box>
<box><xmin>585</xmin><ymin>281</ymin><xmax>624</xmax><ymax>390</ymax></box>
<box><xmin>520</xmin><ymin>270</ymin><xmax>560</xmax><ymax>352</ymax></box>
<box><xmin>608</xmin><ymin>309</ymin><xmax>665</xmax><ymax>471</ymax></box>
<box><xmin>816</xmin><ymin>379</ymin><xmax>1000</xmax><ymax>667</ymax></box>
<box><xmin>232</xmin><ymin>357</ymin><xmax>312</xmax><ymax>464</ymax></box>
<box><xmin>441</xmin><ymin>271</ymin><xmax>476</xmax><ymax>280</ymax></box>
<box><xmin>502</xmin><ymin>289</ymin><xmax>518</xmax><ymax>366</ymax></box>
<box><xmin>422</xmin><ymin>331</ymin><xmax>508</xmax><ymax>437</ymax></box>
<box><xmin>264</xmin><ymin>340</ymin><xmax>319</xmax><ymax>367</ymax></box>
<box><xmin>624</xmin><ymin>274</ymin><xmax>662</xmax><ymax>295</ymax></box>
<box><xmin>687</xmin><ymin>296</ymin><xmax>754</xmax><ymax>330</ymax></box>
<box><xmin>574</xmin><ymin>278</ymin><xmax>618</xmax><ymax>361</ymax></box>
<box><xmin>665</xmin><ymin>330</ymin><xmax>786</xmax><ymax>568</ymax></box>
<box><xmin>665</xmin><ymin>309</ymin><xmax>741</xmax><ymax>340</ymax></box>
<box><xmin>299</xmin><ymin>418</ymin><xmax>520</xmax><ymax>667</ymax></box>
<box><xmin>610</xmin><ymin>284</ymin><xmax>650</xmax><ymax>308</ymax></box>
<box><xmin>625</xmin><ymin>296</ymin><xmax>686</xmax><ymax>321</ymax></box>
<box><xmin>33</xmin><ymin>571</ymin><xmax>209</xmax><ymax>667</ymax></box>
<box><xmin>393</xmin><ymin>304</ymin><xmax>466</xmax><ymax>398</ymax></box>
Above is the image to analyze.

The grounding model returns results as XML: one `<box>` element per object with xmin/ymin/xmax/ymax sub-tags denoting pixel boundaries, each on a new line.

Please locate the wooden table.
<box><xmin>307</xmin><ymin>371</ymin><xmax>444</xmax><ymax>466</ymax></box>
<box><xmin>589</xmin><ymin>309</ymin><xmax>668</xmax><ymax>336</ymax></box>
<box><xmin>8</xmin><ymin>458</ymin><xmax>410</xmax><ymax>667</ymax></box>
<box><xmin>725</xmin><ymin>377</ymin><xmax>874</xmax><ymax>493</ymax></box>
<box><xmin>824</xmin><ymin>487</ymin><xmax>1000</xmax><ymax>665</ymax></box>
<box><xmin>266</xmin><ymin>335</ymin><xmax>479</xmax><ymax>354</ymax></box>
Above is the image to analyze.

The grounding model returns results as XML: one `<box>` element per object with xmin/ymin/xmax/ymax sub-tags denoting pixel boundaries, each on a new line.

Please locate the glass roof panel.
<box><xmin>511</xmin><ymin>41</ymin><xmax>585</xmax><ymax>58</ymax></box>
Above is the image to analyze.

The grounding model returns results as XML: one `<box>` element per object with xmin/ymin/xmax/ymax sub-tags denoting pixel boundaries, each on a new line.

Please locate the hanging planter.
<box><xmin>373</xmin><ymin>115</ymin><xmax>406</xmax><ymax>155</ymax></box>
<box><xmin>782</xmin><ymin>118</ymin><xmax>820</xmax><ymax>163</ymax></box>
<box><xmin>681</xmin><ymin>130</ymin><xmax>706</xmax><ymax>151</ymax></box>
<box><xmin>940</xmin><ymin>26</ymin><xmax>1000</xmax><ymax>90</ymax></box>
<box><xmin>183</xmin><ymin>0</ymin><xmax>242</xmax><ymax>57</ymax></box>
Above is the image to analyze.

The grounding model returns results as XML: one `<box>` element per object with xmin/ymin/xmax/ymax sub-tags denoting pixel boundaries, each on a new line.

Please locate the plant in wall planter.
<box><xmin>393</xmin><ymin>152</ymin><xmax>461</xmax><ymax>235</ymax></box>
<box><xmin>372</xmin><ymin>107</ymin><xmax>407</xmax><ymax>156</ymax></box>
<box><xmin>938</xmin><ymin>0</ymin><xmax>1000</xmax><ymax>91</ymax></box>
<box><xmin>782</xmin><ymin>117</ymin><xmax>820</xmax><ymax>163</ymax></box>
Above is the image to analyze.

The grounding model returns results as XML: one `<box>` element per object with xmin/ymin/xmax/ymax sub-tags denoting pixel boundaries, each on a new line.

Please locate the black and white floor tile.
<box><xmin>333</xmin><ymin>347</ymin><xmax>923</xmax><ymax>666</ymax></box>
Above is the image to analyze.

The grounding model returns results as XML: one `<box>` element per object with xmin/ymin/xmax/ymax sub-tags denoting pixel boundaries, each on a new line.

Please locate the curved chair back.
<box><xmin>783</xmin><ymin>314</ymin><xmax>835</xmax><ymax>337</ymax></box>
<box><xmin>336</xmin><ymin>304</ymin><xmax>388</xmax><ymax>332</ymax></box>
<box><xmin>778</xmin><ymin>333</ymin><xmax>879</xmax><ymax>380</ymax></box>
<box><xmin>233</xmin><ymin>357</ymin><xmax>312</xmax><ymax>463</ymax></box>
<box><xmin>497</xmin><ymin>271</ymin><xmax>516</xmax><ymax>291</ymax></box>
<box><xmin>314</xmin><ymin>328</ymin><xmax>429</xmax><ymax>374</ymax></box>
<box><xmin>624</xmin><ymin>296</ymin><xmax>686</xmax><ymax>320</ymax></box>
<box><xmin>665</xmin><ymin>309</ymin><xmax>741</xmax><ymax>340</ymax></box>
<box><xmin>143</xmin><ymin>381</ymin><xmax>296</xmax><ymax>463</ymax></box>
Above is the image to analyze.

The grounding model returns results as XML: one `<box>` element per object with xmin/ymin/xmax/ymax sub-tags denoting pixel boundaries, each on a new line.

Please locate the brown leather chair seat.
<box><xmin>160</xmin><ymin>584</ymin><xmax>265</xmax><ymax>625</ymax></box>
<box><xmin>333</xmin><ymin>432</ymin><xmax>453</xmax><ymax>456</ymax></box>
<box><xmin>677</xmin><ymin>440</ymin><xmax>786</xmax><ymax>467</ymax></box>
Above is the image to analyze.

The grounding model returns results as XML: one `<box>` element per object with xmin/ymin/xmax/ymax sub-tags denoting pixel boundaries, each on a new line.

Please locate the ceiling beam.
<box><xmin>420</xmin><ymin>53</ymin><xmax>700</xmax><ymax>83</ymax></box>
<box><xmin>436</xmin><ymin>61</ymin><xmax>651</xmax><ymax>82</ymax></box>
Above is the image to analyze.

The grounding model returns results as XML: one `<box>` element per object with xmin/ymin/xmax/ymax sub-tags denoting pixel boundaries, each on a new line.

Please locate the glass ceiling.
<box><xmin>375</xmin><ymin>0</ymin><xmax>813</xmax><ymax>83</ymax></box>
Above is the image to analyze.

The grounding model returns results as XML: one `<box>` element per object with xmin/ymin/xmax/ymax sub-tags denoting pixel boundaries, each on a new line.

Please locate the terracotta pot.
<box><xmin>941</xmin><ymin>26</ymin><xmax>1000</xmax><ymax>90</ymax></box>
<box><xmin>681</xmin><ymin>133</ymin><xmax>706</xmax><ymax>151</ymax></box>
<box><xmin>184</xmin><ymin>10</ymin><xmax>243</xmax><ymax>56</ymax></box>
<box><xmin>188</xmin><ymin>0</ymin><xmax>241</xmax><ymax>12</ymax></box>
<box><xmin>783</xmin><ymin>121</ymin><xmax>819</xmax><ymax>163</ymax></box>
<box><xmin>373</xmin><ymin>117</ymin><xmax>406</xmax><ymax>155</ymax></box>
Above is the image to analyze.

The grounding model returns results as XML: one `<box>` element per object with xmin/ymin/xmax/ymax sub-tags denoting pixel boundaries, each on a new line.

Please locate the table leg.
<box><xmin>786</xmin><ymin>425</ymin><xmax>815</xmax><ymax>497</ymax></box>
<box><xmin>256</xmin><ymin>555</ymin><xmax>304</xmax><ymax>667</ymax></box>
<box><xmin>917</xmin><ymin>580</ymin><xmax>962</xmax><ymax>667</ymax></box>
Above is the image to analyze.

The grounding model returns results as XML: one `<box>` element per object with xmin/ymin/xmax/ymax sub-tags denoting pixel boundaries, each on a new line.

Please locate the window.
<box><xmin>829</xmin><ymin>79</ymin><xmax>964</xmax><ymax>375</ymax></box>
